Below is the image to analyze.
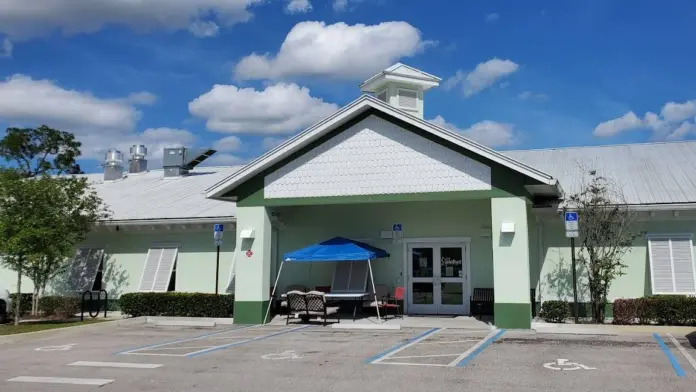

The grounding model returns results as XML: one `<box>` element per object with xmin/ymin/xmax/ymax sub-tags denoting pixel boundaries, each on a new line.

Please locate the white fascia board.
<box><xmin>102</xmin><ymin>216</ymin><xmax>236</xmax><ymax>226</ymax></box>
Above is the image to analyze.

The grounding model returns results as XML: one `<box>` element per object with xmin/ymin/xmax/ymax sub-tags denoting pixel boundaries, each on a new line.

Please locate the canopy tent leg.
<box><xmin>263</xmin><ymin>260</ymin><xmax>285</xmax><ymax>325</ymax></box>
<box><xmin>367</xmin><ymin>259</ymin><xmax>381</xmax><ymax>322</ymax></box>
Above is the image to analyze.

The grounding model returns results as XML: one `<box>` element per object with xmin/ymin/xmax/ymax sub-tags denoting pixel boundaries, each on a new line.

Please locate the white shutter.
<box><xmin>671</xmin><ymin>238</ymin><xmax>696</xmax><ymax>294</ymax></box>
<box><xmin>398</xmin><ymin>89</ymin><xmax>418</xmax><ymax>109</ymax></box>
<box><xmin>348</xmin><ymin>261</ymin><xmax>368</xmax><ymax>292</ymax></box>
<box><xmin>138</xmin><ymin>248</ymin><xmax>163</xmax><ymax>291</ymax></box>
<box><xmin>649</xmin><ymin>236</ymin><xmax>696</xmax><ymax>294</ymax></box>
<box><xmin>377</xmin><ymin>90</ymin><xmax>387</xmax><ymax>102</ymax></box>
<box><xmin>66</xmin><ymin>248</ymin><xmax>104</xmax><ymax>292</ymax></box>
<box><xmin>152</xmin><ymin>247</ymin><xmax>178</xmax><ymax>292</ymax></box>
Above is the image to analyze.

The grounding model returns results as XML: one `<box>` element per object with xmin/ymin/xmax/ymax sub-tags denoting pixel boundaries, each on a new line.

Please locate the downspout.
<box><xmin>535</xmin><ymin>216</ymin><xmax>544</xmax><ymax>317</ymax></box>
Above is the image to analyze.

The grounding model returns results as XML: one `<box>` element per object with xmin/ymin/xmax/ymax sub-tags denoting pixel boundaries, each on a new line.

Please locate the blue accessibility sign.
<box><xmin>564</xmin><ymin>212</ymin><xmax>578</xmax><ymax>222</ymax></box>
<box><xmin>214</xmin><ymin>224</ymin><xmax>224</xmax><ymax>232</ymax></box>
<box><xmin>392</xmin><ymin>224</ymin><xmax>402</xmax><ymax>232</ymax></box>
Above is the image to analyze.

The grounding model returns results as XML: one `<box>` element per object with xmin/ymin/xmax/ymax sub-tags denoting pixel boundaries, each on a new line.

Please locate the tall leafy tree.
<box><xmin>0</xmin><ymin>125</ymin><xmax>83</xmax><ymax>176</ymax></box>
<box><xmin>0</xmin><ymin>126</ymin><xmax>108</xmax><ymax>323</ymax></box>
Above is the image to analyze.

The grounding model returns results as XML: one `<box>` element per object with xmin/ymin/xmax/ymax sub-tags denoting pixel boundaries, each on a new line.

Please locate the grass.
<box><xmin>0</xmin><ymin>318</ymin><xmax>108</xmax><ymax>336</ymax></box>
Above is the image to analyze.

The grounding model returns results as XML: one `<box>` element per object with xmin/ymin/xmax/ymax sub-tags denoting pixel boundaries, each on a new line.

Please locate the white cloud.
<box><xmin>213</xmin><ymin>135</ymin><xmax>243</xmax><ymax>152</ymax></box>
<box><xmin>1</xmin><ymin>38</ymin><xmax>12</xmax><ymax>58</ymax></box>
<box><xmin>333</xmin><ymin>0</ymin><xmax>349</xmax><ymax>11</ymax></box>
<box><xmin>594</xmin><ymin>100</ymin><xmax>696</xmax><ymax>140</ymax></box>
<box><xmin>518</xmin><ymin>91</ymin><xmax>547</xmax><ymax>100</ymax></box>
<box><xmin>205</xmin><ymin>153</ymin><xmax>246</xmax><ymax>166</ymax></box>
<box><xmin>189</xmin><ymin>82</ymin><xmax>339</xmax><ymax>134</ymax></box>
<box><xmin>0</xmin><ymin>0</ymin><xmax>263</xmax><ymax>40</ymax></box>
<box><xmin>429</xmin><ymin>115</ymin><xmax>517</xmax><ymax>147</ymax></box>
<box><xmin>486</xmin><ymin>13</ymin><xmax>500</xmax><ymax>22</ymax></box>
<box><xmin>593</xmin><ymin>111</ymin><xmax>642</xmax><ymax>137</ymax></box>
<box><xmin>234</xmin><ymin>21</ymin><xmax>433</xmax><ymax>81</ymax></box>
<box><xmin>445</xmin><ymin>58</ymin><xmax>519</xmax><ymax>97</ymax></box>
<box><xmin>286</xmin><ymin>0</ymin><xmax>312</xmax><ymax>13</ymax></box>
<box><xmin>262</xmin><ymin>136</ymin><xmax>289</xmax><ymax>150</ymax></box>
<box><xmin>0</xmin><ymin>74</ymin><xmax>149</xmax><ymax>131</ymax></box>
<box><xmin>188</xmin><ymin>20</ymin><xmax>220</xmax><ymax>38</ymax></box>
<box><xmin>661</xmin><ymin>100</ymin><xmax>696</xmax><ymax>123</ymax></box>
<box><xmin>0</xmin><ymin>73</ymin><xmax>196</xmax><ymax>163</ymax></box>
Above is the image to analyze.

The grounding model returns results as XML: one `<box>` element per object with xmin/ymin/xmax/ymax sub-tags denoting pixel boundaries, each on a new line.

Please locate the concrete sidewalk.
<box><xmin>533</xmin><ymin>320</ymin><xmax>696</xmax><ymax>336</ymax></box>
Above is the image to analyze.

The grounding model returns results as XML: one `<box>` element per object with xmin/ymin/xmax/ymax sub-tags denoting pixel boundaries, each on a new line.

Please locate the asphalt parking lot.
<box><xmin>1</xmin><ymin>321</ymin><xmax>695</xmax><ymax>391</ymax></box>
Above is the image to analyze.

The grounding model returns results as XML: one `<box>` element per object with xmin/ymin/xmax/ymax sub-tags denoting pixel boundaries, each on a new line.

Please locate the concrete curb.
<box><xmin>144</xmin><ymin>317</ymin><xmax>233</xmax><ymax>327</ymax></box>
<box><xmin>331</xmin><ymin>323</ymin><xmax>401</xmax><ymax>331</ymax></box>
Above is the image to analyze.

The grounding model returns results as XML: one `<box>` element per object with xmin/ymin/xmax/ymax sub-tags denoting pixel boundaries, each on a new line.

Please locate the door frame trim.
<box><xmin>402</xmin><ymin>237</ymin><xmax>471</xmax><ymax>315</ymax></box>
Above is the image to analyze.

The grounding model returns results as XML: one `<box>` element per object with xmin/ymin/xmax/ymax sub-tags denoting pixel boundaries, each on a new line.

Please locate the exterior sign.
<box><xmin>392</xmin><ymin>223</ymin><xmax>403</xmax><ymax>244</ymax></box>
<box><xmin>564</xmin><ymin>211</ymin><xmax>579</xmax><ymax>238</ymax></box>
<box><xmin>214</xmin><ymin>224</ymin><xmax>224</xmax><ymax>245</ymax></box>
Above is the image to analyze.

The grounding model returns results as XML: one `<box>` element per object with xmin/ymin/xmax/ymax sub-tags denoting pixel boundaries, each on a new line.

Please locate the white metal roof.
<box><xmin>505</xmin><ymin>141</ymin><xmax>696</xmax><ymax>206</ymax></box>
<box><xmin>85</xmin><ymin>166</ymin><xmax>242</xmax><ymax>223</ymax></box>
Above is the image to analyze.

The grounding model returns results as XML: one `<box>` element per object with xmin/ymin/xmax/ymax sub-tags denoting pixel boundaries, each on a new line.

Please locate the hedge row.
<box><xmin>613</xmin><ymin>296</ymin><xmax>696</xmax><ymax>326</ymax></box>
<box><xmin>118</xmin><ymin>292</ymin><xmax>234</xmax><ymax>317</ymax></box>
<box><xmin>8</xmin><ymin>294</ymin><xmax>89</xmax><ymax>318</ymax></box>
<box><xmin>539</xmin><ymin>300</ymin><xmax>570</xmax><ymax>323</ymax></box>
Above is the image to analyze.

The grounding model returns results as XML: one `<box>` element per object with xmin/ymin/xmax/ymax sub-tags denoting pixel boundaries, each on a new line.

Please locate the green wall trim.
<box><xmin>233</xmin><ymin>300</ymin><xmax>270</xmax><ymax>324</ymax></box>
<box><xmin>231</xmin><ymin>109</ymin><xmax>538</xmax><ymax>207</ymax></box>
<box><xmin>495</xmin><ymin>302</ymin><xmax>532</xmax><ymax>329</ymax></box>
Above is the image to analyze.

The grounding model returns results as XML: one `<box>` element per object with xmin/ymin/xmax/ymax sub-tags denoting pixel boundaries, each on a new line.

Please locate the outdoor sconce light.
<box><xmin>500</xmin><ymin>222</ymin><xmax>516</xmax><ymax>233</ymax></box>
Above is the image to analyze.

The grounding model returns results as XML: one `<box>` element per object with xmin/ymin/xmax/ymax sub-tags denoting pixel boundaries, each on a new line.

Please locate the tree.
<box><xmin>23</xmin><ymin>176</ymin><xmax>110</xmax><ymax>312</ymax></box>
<box><xmin>567</xmin><ymin>169</ymin><xmax>642</xmax><ymax>324</ymax></box>
<box><xmin>0</xmin><ymin>125</ymin><xmax>83</xmax><ymax>176</ymax></box>
<box><xmin>0</xmin><ymin>126</ymin><xmax>109</xmax><ymax>323</ymax></box>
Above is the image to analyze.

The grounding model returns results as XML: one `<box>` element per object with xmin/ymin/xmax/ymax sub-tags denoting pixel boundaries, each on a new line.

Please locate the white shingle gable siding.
<box><xmin>264</xmin><ymin>115</ymin><xmax>492</xmax><ymax>198</ymax></box>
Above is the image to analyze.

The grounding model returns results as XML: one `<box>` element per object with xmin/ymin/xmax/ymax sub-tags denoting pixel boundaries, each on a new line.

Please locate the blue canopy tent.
<box><xmin>265</xmin><ymin>237</ymin><xmax>390</xmax><ymax>323</ymax></box>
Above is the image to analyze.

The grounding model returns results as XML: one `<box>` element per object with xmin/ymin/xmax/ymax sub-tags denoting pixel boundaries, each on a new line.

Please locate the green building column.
<box><xmin>233</xmin><ymin>206</ymin><xmax>272</xmax><ymax>324</ymax></box>
<box><xmin>491</xmin><ymin>197</ymin><xmax>532</xmax><ymax>329</ymax></box>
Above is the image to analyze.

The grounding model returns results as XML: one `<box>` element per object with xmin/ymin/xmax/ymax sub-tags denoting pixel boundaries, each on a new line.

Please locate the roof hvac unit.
<box><xmin>129</xmin><ymin>144</ymin><xmax>148</xmax><ymax>174</ymax></box>
<box><xmin>163</xmin><ymin>147</ymin><xmax>217</xmax><ymax>178</ymax></box>
<box><xmin>102</xmin><ymin>149</ymin><xmax>124</xmax><ymax>181</ymax></box>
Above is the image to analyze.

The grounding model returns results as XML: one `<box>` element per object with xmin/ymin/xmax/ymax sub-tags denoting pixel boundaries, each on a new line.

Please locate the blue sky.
<box><xmin>1</xmin><ymin>0</ymin><xmax>695</xmax><ymax>173</ymax></box>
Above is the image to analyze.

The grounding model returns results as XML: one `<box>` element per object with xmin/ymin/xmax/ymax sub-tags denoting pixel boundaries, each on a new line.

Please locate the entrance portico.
<box><xmin>205</xmin><ymin>64</ymin><xmax>560</xmax><ymax>329</ymax></box>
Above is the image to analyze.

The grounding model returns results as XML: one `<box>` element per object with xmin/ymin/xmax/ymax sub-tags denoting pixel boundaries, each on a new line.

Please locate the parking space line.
<box><xmin>140</xmin><ymin>346</ymin><xmax>216</xmax><ymax>351</ymax></box>
<box><xmin>666</xmin><ymin>333</ymin><xmax>696</xmax><ymax>371</ymax></box>
<box><xmin>453</xmin><ymin>329</ymin><xmax>505</xmax><ymax>367</ymax></box>
<box><xmin>418</xmin><ymin>339</ymin><xmax>480</xmax><ymax>345</ymax></box>
<box><xmin>68</xmin><ymin>361</ymin><xmax>163</xmax><ymax>369</ymax></box>
<box><xmin>365</xmin><ymin>328</ymin><xmax>442</xmax><ymax>364</ymax></box>
<box><xmin>379</xmin><ymin>362</ymin><xmax>451</xmax><ymax>367</ymax></box>
<box><xmin>116</xmin><ymin>324</ymin><xmax>260</xmax><ymax>355</ymax></box>
<box><xmin>388</xmin><ymin>353</ymin><xmax>461</xmax><ymax>360</ymax></box>
<box><xmin>186</xmin><ymin>325</ymin><xmax>311</xmax><ymax>357</ymax></box>
<box><xmin>121</xmin><ymin>353</ymin><xmax>188</xmax><ymax>357</ymax></box>
<box><xmin>653</xmin><ymin>333</ymin><xmax>686</xmax><ymax>377</ymax></box>
<box><xmin>8</xmin><ymin>376</ymin><xmax>114</xmax><ymax>386</ymax></box>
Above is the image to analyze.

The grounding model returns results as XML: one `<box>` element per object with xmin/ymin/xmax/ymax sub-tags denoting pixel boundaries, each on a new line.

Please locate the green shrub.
<box><xmin>540</xmin><ymin>300</ymin><xmax>569</xmax><ymax>323</ymax></box>
<box><xmin>612</xmin><ymin>299</ymin><xmax>637</xmax><ymax>325</ymax></box>
<box><xmin>119</xmin><ymin>292</ymin><xmax>234</xmax><ymax>318</ymax></box>
<box><xmin>38</xmin><ymin>296</ymin><xmax>81</xmax><ymax>318</ymax></box>
<box><xmin>8</xmin><ymin>293</ymin><xmax>32</xmax><ymax>317</ymax></box>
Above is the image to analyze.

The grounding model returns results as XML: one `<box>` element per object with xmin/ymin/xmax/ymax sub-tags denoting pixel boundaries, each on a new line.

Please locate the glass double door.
<box><xmin>407</xmin><ymin>243</ymin><xmax>468</xmax><ymax>315</ymax></box>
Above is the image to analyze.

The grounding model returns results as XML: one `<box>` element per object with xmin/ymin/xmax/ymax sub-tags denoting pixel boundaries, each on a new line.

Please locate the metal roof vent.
<box><xmin>103</xmin><ymin>149</ymin><xmax>124</xmax><ymax>181</ymax></box>
<box><xmin>162</xmin><ymin>147</ymin><xmax>217</xmax><ymax>178</ymax></box>
<box><xmin>129</xmin><ymin>144</ymin><xmax>148</xmax><ymax>174</ymax></box>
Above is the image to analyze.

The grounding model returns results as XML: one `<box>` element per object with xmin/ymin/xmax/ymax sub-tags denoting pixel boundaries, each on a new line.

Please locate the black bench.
<box><xmin>470</xmin><ymin>288</ymin><xmax>538</xmax><ymax>318</ymax></box>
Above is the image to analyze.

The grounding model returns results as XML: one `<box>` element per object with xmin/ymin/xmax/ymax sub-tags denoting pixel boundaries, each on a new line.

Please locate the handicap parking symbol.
<box><xmin>543</xmin><ymin>358</ymin><xmax>596</xmax><ymax>371</ymax></box>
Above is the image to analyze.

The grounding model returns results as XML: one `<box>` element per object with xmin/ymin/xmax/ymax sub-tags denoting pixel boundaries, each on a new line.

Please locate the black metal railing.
<box><xmin>81</xmin><ymin>290</ymin><xmax>108</xmax><ymax>321</ymax></box>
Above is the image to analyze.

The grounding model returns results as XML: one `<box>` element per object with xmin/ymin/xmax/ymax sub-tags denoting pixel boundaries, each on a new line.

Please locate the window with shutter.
<box><xmin>138</xmin><ymin>246</ymin><xmax>178</xmax><ymax>292</ymax></box>
<box><xmin>648</xmin><ymin>235</ymin><xmax>696</xmax><ymax>295</ymax></box>
<box><xmin>397</xmin><ymin>89</ymin><xmax>418</xmax><ymax>110</ymax></box>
